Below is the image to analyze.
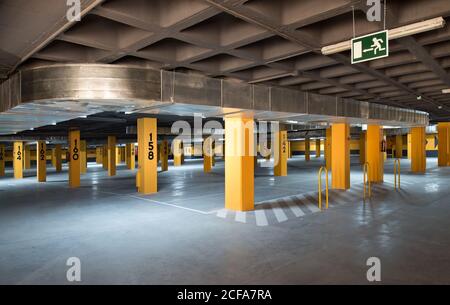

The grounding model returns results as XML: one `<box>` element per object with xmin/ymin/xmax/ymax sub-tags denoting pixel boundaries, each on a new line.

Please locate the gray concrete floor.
<box><xmin>0</xmin><ymin>156</ymin><xmax>449</xmax><ymax>284</ymax></box>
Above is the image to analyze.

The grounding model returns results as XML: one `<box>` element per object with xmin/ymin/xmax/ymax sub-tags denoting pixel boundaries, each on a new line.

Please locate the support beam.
<box><xmin>102</xmin><ymin>144</ymin><xmax>108</xmax><ymax>170</ymax></box>
<box><xmin>203</xmin><ymin>137</ymin><xmax>213</xmax><ymax>173</ymax></box>
<box><xmin>274</xmin><ymin>130</ymin><xmax>288</xmax><ymax>176</ymax></box>
<box><xmin>0</xmin><ymin>144</ymin><xmax>5</xmax><ymax>176</ymax></box>
<box><xmin>366</xmin><ymin>125</ymin><xmax>384</xmax><ymax>183</ymax></box>
<box><xmin>315</xmin><ymin>139</ymin><xmax>321</xmax><ymax>158</ymax></box>
<box><xmin>325</xmin><ymin>128</ymin><xmax>332</xmax><ymax>171</ymax></box>
<box><xmin>437</xmin><ymin>122</ymin><xmax>450</xmax><ymax>166</ymax></box>
<box><xmin>116</xmin><ymin>146</ymin><xmax>121</xmax><ymax>165</ymax></box>
<box><xmin>37</xmin><ymin>141</ymin><xmax>47</xmax><ymax>182</ymax></box>
<box><xmin>68</xmin><ymin>130</ymin><xmax>80</xmax><ymax>188</ymax></box>
<box><xmin>410</xmin><ymin>127</ymin><xmax>427</xmax><ymax>173</ymax></box>
<box><xmin>80</xmin><ymin>140</ymin><xmax>87</xmax><ymax>174</ymax></box>
<box><xmin>126</xmin><ymin>143</ymin><xmax>136</xmax><ymax>170</ymax></box>
<box><xmin>107</xmin><ymin>136</ymin><xmax>116</xmax><ymax>176</ymax></box>
<box><xmin>225</xmin><ymin>117</ymin><xmax>254</xmax><ymax>211</ymax></box>
<box><xmin>305</xmin><ymin>137</ymin><xmax>310</xmax><ymax>161</ymax></box>
<box><xmin>173</xmin><ymin>139</ymin><xmax>183</xmax><ymax>166</ymax></box>
<box><xmin>54</xmin><ymin>144</ymin><xmax>62</xmax><ymax>172</ymax></box>
<box><xmin>137</xmin><ymin>118</ymin><xmax>158</xmax><ymax>194</ymax></box>
<box><xmin>13</xmin><ymin>141</ymin><xmax>23</xmax><ymax>179</ymax></box>
<box><xmin>24</xmin><ymin>144</ymin><xmax>31</xmax><ymax>170</ymax></box>
<box><xmin>407</xmin><ymin>133</ymin><xmax>412</xmax><ymax>159</ymax></box>
<box><xmin>96</xmin><ymin>147</ymin><xmax>102</xmax><ymax>164</ymax></box>
<box><xmin>359</xmin><ymin>131</ymin><xmax>366</xmax><ymax>165</ymax></box>
<box><xmin>331</xmin><ymin>123</ymin><xmax>350</xmax><ymax>190</ymax></box>
<box><xmin>395</xmin><ymin>134</ymin><xmax>403</xmax><ymax>159</ymax></box>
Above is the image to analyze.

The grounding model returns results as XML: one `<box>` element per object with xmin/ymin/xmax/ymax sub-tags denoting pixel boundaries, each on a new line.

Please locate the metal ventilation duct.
<box><xmin>0</xmin><ymin>64</ymin><xmax>429</xmax><ymax>135</ymax></box>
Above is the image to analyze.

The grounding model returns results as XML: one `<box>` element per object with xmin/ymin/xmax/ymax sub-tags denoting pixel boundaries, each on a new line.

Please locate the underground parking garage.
<box><xmin>0</xmin><ymin>0</ymin><xmax>450</xmax><ymax>292</ymax></box>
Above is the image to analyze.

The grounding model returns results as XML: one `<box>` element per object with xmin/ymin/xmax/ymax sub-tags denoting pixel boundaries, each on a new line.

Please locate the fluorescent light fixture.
<box><xmin>79</xmin><ymin>115</ymin><xmax>87</xmax><ymax>118</ymax></box>
<box><xmin>321</xmin><ymin>17</ymin><xmax>445</xmax><ymax>55</ymax></box>
<box><xmin>442</xmin><ymin>89</ymin><xmax>450</xmax><ymax>94</ymax></box>
<box><xmin>285</xmin><ymin>120</ymin><xmax>299</xmax><ymax>124</ymax></box>
<box><xmin>125</xmin><ymin>111</ymin><xmax>133</xmax><ymax>115</ymax></box>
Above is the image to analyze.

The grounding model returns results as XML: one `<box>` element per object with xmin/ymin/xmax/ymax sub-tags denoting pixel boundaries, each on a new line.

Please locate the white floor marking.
<box><xmin>216</xmin><ymin>209</ymin><xmax>227</xmax><ymax>218</ymax></box>
<box><xmin>285</xmin><ymin>197</ymin><xmax>305</xmax><ymax>217</ymax></box>
<box><xmin>235</xmin><ymin>211</ymin><xmax>246</xmax><ymax>223</ymax></box>
<box><xmin>271</xmin><ymin>202</ymin><xmax>288</xmax><ymax>222</ymax></box>
<box><xmin>255</xmin><ymin>209</ymin><xmax>268</xmax><ymax>226</ymax></box>
<box><xmin>296</xmin><ymin>195</ymin><xmax>321</xmax><ymax>213</ymax></box>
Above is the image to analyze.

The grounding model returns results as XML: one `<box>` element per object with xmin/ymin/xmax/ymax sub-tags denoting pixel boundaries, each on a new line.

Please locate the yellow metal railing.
<box><xmin>318</xmin><ymin>166</ymin><xmax>329</xmax><ymax>210</ymax></box>
<box><xmin>394</xmin><ymin>158</ymin><xmax>401</xmax><ymax>190</ymax></box>
<box><xmin>363</xmin><ymin>162</ymin><xmax>372</xmax><ymax>200</ymax></box>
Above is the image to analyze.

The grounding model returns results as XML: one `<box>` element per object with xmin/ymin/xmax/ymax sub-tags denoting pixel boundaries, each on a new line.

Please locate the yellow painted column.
<box><xmin>225</xmin><ymin>117</ymin><xmax>254</xmax><ymax>211</ymax></box>
<box><xmin>13</xmin><ymin>142</ymin><xmax>24</xmax><ymax>179</ymax></box>
<box><xmin>395</xmin><ymin>134</ymin><xmax>403</xmax><ymax>159</ymax></box>
<box><xmin>108</xmin><ymin>136</ymin><xmax>116</xmax><ymax>176</ymax></box>
<box><xmin>51</xmin><ymin>148</ymin><xmax>56</xmax><ymax>168</ymax></box>
<box><xmin>274</xmin><ymin>130</ymin><xmax>288</xmax><ymax>176</ymax></box>
<box><xmin>315</xmin><ymin>139</ymin><xmax>321</xmax><ymax>158</ymax></box>
<box><xmin>160</xmin><ymin>140</ymin><xmax>168</xmax><ymax>172</ymax></box>
<box><xmin>331</xmin><ymin>123</ymin><xmax>350</xmax><ymax>190</ymax></box>
<box><xmin>203</xmin><ymin>137</ymin><xmax>213</xmax><ymax>173</ymax></box>
<box><xmin>68</xmin><ymin>130</ymin><xmax>81</xmax><ymax>188</ymax></box>
<box><xmin>102</xmin><ymin>145</ymin><xmax>108</xmax><ymax>170</ymax></box>
<box><xmin>437</xmin><ymin>123</ymin><xmax>449</xmax><ymax>166</ymax></box>
<box><xmin>115</xmin><ymin>146</ymin><xmax>121</xmax><ymax>165</ymax></box>
<box><xmin>287</xmin><ymin>141</ymin><xmax>291</xmax><ymax>159</ymax></box>
<box><xmin>383</xmin><ymin>134</ymin><xmax>387</xmax><ymax>161</ymax></box>
<box><xmin>173</xmin><ymin>139</ymin><xmax>183</xmax><ymax>166</ymax></box>
<box><xmin>0</xmin><ymin>144</ymin><xmax>5</xmax><ymax>176</ymax></box>
<box><xmin>37</xmin><ymin>141</ymin><xmax>47</xmax><ymax>182</ymax></box>
<box><xmin>325</xmin><ymin>127</ymin><xmax>332</xmax><ymax>171</ymax></box>
<box><xmin>407</xmin><ymin>133</ymin><xmax>412</xmax><ymax>159</ymax></box>
<box><xmin>137</xmin><ymin>118</ymin><xmax>158</xmax><ymax>194</ymax></box>
<box><xmin>366</xmin><ymin>125</ymin><xmax>384</xmax><ymax>183</ymax></box>
<box><xmin>304</xmin><ymin>138</ymin><xmax>310</xmax><ymax>161</ymax></box>
<box><xmin>126</xmin><ymin>143</ymin><xmax>136</xmax><ymax>170</ymax></box>
<box><xmin>96</xmin><ymin>147</ymin><xmax>102</xmax><ymax>164</ymax></box>
<box><xmin>80</xmin><ymin>140</ymin><xmax>87</xmax><ymax>174</ymax></box>
<box><xmin>24</xmin><ymin>144</ymin><xmax>31</xmax><ymax>170</ymax></box>
<box><xmin>55</xmin><ymin>144</ymin><xmax>62</xmax><ymax>172</ymax></box>
<box><xmin>410</xmin><ymin>127</ymin><xmax>426</xmax><ymax>173</ymax></box>
<box><xmin>359</xmin><ymin>131</ymin><xmax>366</xmax><ymax>165</ymax></box>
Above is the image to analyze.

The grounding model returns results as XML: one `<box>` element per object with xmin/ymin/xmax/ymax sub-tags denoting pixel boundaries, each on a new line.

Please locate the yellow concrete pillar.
<box><xmin>331</xmin><ymin>123</ymin><xmax>350</xmax><ymax>190</ymax></box>
<box><xmin>395</xmin><ymin>134</ymin><xmax>403</xmax><ymax>159</ymax></box>
<box><xmin>0</xmin><ymin>144</ymin><xmax>5</xmax><ymax>176</ymax></box>
<box><xmin>225</xmin><ymin>117</ymin><xmax>254</xmax><ymax>211</ymax></box>
<box><xmin>96</xmin><ymin>147</ymin><xmax>102</xmax><ymax>164</ymax></box>
<box><xmin>359</xmin><ymin>131</ymin><xmax>366</xmax><ymax>165</ymax></box>
<box><xmin>274</xmin><ymin>130</ymin><xmax>288</xmax><ymax>176</ymax></box>
<box><xmin>54</xmin><ymin>144</ymin><xmax>62</xmax><ymax>172</ymax></box>
<box><xmin>203</xmin><ymin>137</ymin><xmax>213</xmax><ymax>173</ymax></box>
<box><xmin>383</xmin><ymin>134</ymin><xmax>387</xmax><ymax>161</ymax></box>
<box><xmin>68</xmin><ymin>130</ymin><xmax>81</xmax><ymax>188</ymax></box>
<box><xmin>126</xmin><ymin>143</ymin><xmax>136</xmax><ymax>170</ymax></box>
<box><xmin>159</xmin><ymin>141</ymin><xmax>168</xmax><ymax>172</ymax></box>
<box><xmin>108</xmin><ymin>136</ymin><xmax>116</xmax><ymax>176</ymax></box>
<box><xmin>366</xmin><ymin>125</ymin><xmax>384</xmax><ymax>183</ymax></box>
<box><xmin>13</xmin><ymin>141</ymin><xmax>24</xmax><ymax>179</ymax></box>
<box><xmin>115</xmin><ymin>146</ymin><xmax>121</xmax><ymax>165</ymax></box>
<box><xmin>287</xmin><ymin>141</ymin><xmax>292</xmax><ymax>159</ymax></box>
<box><xmin>102</xmin><ymin>145</ymin><xmax>108</xmax><ymax>170</ymax></box>
<box><xmin>305</xmin><ymin>138</ymin><xmax>310</xmax><ymax>161</ymax></box>
<box><xmin>37</xmin><ymin>141</ymin><xmax>47</xmax><ymax>182</ymax></box>
<box><xmin>410</xmin><ymin>127</ymin><xmax>426</xmax><ymax>173</ymax></box>
<box><xmin>407</xmin><ymin>133</ymin><xmax>412</xmax><ymax>159</ymax></box>
<box><xmin>137</xmin><ymin>118</ymin><xmax>158</xmax><ymax>194</ymax></box>
<box><xmin>51</xmin><ymin>148</ymin><xmax>56</xmax><ymax>168</ymax></box>
<box><xmin>437</xmin><ymin>123</ymin><xmax>449</xmax><ymax>166</ymax></box>
<box><xmin>80</xmin><ymin>140</ymin><xmax>87</xmax><ymax>174</ymax></box>
<box><xmin>315</xmin><ymin>139</ymin><xmax>321</xmax><ymax>158</ymax></box>
<box><xmin>24</xmin><ymin>144</ymin><xmax>31</xmax><ymax>170</ymax></box>
<box><xmin>173</xmin><ymin>139</ymin><xmax>183</xmax><ymax>166</ymax></box>
<box><xmin>325</xmin><ymin>127</ymin><xmax>332</xmax><ymax>171</ymax></box>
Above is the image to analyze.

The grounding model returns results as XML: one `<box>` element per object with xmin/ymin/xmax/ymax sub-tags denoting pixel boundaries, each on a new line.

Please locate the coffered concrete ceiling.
<box><xmin>1</xmin><ymin>0</ymin><xmax>450</xmax><ymax>120</ymax></box>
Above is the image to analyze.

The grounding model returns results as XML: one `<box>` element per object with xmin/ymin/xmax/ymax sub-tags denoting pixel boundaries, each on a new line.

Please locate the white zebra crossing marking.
<box><xmin>235</xmin><ymin>211</ymin><xmax>246</xmax><ymax>223</ymax></box>
<box><xmin>255</xmin><ymin>209</ymin><xmax>268</xmax><ymax>226</ymax></box>
<box><xmin>285</xmin><ymin>197</ymin><xmax>305</xmax><ymax>217</ymax></box>
<box><xmin>296</xmin><ymin>195</ymin><xmax>321</xmax><ymax>213</ymax></box>
<box><xmin>271</xmin><ymin>202</ymin><xmax>288</xmax><ymax>222</ymax></box>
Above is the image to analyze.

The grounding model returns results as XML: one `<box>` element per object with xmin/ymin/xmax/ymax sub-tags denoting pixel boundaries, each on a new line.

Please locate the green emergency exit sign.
<box><xmin>351</xmin><ymin>30</ymin><xmax>389</xmax><ymax>64</ymax></box>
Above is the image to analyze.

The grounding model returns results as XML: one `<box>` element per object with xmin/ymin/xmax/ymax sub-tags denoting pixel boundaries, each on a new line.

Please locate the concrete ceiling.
<box><xmin>1</xmin><ymin>0</ymin><xmax>450</xmax><ymax>121</ymax></box>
